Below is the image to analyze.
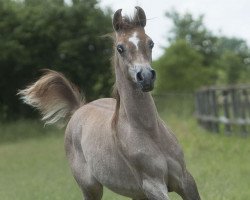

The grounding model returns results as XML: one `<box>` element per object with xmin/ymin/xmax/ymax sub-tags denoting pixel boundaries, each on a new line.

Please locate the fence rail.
<box><xmin>195</xmin><ymin>84</ymin><xmax>250</xmax><ymax>135</ymax></box>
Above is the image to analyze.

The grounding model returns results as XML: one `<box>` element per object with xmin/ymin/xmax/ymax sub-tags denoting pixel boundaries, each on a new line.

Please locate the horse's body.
<box><xmin>65</xmin><ymin>96</ymin><xmax>184</xmax><ymax>199</ymax></box>
<box><xmin>19</xmin><ymin>7</ymin><xmax>201</xmax><ymax>200</ymax></box>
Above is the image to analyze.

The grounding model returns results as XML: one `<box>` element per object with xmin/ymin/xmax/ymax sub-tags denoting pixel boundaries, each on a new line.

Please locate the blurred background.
<box><xmin>0</xmin><ymin>0</ymin><xmax>249</xmax><ymax>199</ymax></box>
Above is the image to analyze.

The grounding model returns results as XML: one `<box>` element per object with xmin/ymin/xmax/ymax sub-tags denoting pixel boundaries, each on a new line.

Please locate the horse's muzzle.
<box><xmin>136</xmin><ymin>68</ymin><xmax>156</xmax><ymax>92</ymax></box>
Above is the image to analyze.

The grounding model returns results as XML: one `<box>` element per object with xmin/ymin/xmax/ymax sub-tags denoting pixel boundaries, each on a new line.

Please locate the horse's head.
<box><xmin>113</xmin><ymin>7</ymin><xmax>156</xmax><ymax>92</ymax></box>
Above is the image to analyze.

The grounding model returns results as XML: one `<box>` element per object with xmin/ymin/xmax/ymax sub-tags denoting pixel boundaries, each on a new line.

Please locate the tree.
<box><xmin>0</xmin><ymin>0</ymin><xmax>113</xmax><ymax>119</ymax></box>
<box><xmin>155</xmin><ymin>40</ymin><xmax>213</xmax><ymax>93</ymax></box>
<box><xmin>215</xmin><ymin>50</ymin><xmax>248</xmax><ymax>84</ymax></box>
<box><xmin>214</xmin><ymin>37</ymin><xmax>250</xmax><ymax>84</ymax></box>
<box><xmin>166</xmin><ymin>11</ymin><xmax>218</xmax><ymax>67</ymax></box>
<box><xmin>155</xmin><ymin>11</ymin><xmax>250</xmax><ymax>94</ymax></box>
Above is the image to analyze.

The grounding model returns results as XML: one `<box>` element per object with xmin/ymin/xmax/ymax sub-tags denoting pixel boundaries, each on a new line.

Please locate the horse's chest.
<box><xmin>82</xmin><ymin>134</ymin><xmax>143</xmax><ymax>197</ymax></box>
<box><xmin>82</xmin><ymin>126</ymin><xmax>168</xmax><ymax>198</ymax></box>
<box><xmin>118</xmin><ymin>130</ymin><xmax>168</xmax><ymax>175</ymax></box>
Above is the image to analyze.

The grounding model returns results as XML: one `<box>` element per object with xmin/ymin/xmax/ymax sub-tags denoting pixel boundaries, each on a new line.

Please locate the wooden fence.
<box><xmin>195</xmin><ymin>85</ymin><xmax>250</xmax><ymax>136</ymax></box>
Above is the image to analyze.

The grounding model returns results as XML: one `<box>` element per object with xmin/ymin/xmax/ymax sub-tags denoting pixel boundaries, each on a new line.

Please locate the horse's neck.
<box><xmin>115</xmin><ymin>59</ymin><xmax>159</xmax><ymax>131</ymax></box>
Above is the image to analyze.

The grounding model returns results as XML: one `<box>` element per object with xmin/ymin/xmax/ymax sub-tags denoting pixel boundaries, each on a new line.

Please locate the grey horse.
<box><xmin>19</xmin><ymin>7</ymin><xmax>201</xmax><ymax>200</ymax></box>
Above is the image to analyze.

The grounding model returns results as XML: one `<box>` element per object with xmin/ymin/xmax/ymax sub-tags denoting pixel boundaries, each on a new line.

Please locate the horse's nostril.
<box><xmin>136</xmin><ymin>71</ymin><xmax>144</xmax><ymax>82</ymax></box>
<box><xmin>151</xmin><ymin>70</ymin><xmax>156</xmax><ymax>80</ymax></box>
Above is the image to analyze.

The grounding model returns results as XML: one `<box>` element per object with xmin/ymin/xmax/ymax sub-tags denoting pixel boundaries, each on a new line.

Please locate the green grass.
<box><xmin>0</xmin><ymin>121</ymin><xmax>127</xmax><ymax>200</ymax></box>
<box><xmin>164</xmin><ymin>115</ymin><xmax>250</xmax><ymax>200</ymax></box>
<box><xmin>0</xmin><ymin>114</ymin><xmax>250</xmax><ymax>199</ymax></box>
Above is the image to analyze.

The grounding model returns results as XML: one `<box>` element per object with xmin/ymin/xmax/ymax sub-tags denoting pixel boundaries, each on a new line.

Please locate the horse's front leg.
<box><xmin>177</xmin><ymin>170</ymin><xmax>201</xmax><ymax>200</ymax></box>
<box><xmin>141</xmin><ymin>177</ymin><xmax>170</xmax><ymax>200</ymax></box>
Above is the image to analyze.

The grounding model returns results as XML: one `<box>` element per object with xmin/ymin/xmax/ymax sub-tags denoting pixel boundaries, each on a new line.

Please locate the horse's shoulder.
<box><xmin>76</xmin><ymin>98</ymin><xmax>116</xmax><ymax>113</ymax></box>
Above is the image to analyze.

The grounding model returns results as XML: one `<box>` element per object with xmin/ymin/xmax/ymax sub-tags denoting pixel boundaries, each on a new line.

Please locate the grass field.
<box><xmin>0</xmin><ymin>108</ymin><xmax>250</xmax><ymax>199</ymax></box>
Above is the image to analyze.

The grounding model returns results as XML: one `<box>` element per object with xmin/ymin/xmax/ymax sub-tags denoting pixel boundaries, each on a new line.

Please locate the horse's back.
<box><xmin>65</xmin><ymin>97</ymin><xmax>116</xmax><ymax>163</ymax></box>
<box><xmin>65</xmin><ymin>97</ymin><xmax>115</xmax><ymax>159</ymax></box>
<box><xmin>67</xmin><ymin>97</ymin><xmax>116</xmax><ymax>133</ymax></box>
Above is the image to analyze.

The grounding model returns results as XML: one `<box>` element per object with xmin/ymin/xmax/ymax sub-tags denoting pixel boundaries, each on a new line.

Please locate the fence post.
<box><xmin>203</xmin><ymin>90</ymin><xmax>209</xmax><ymax>130</ymax></box>
<box><xmin>244</xmin><ymin>89</ymin><xmax>250</xmax><ymax>117</ymax></box>
<box><xmin>222</xmin><ymin>90</ymin><xmax>231</xmax><ymax>135</ymax></box>
<box><xmin>241</xmin><ymin>89</ymin><xmax>248</xmax><ymax>136</ymax></box>
<box><xmin>210</xmin><ymin>89</ymin><xmax>219</xmax><ymax>133</ymax></box>
<box><xmin>195</xmin><ymin>92</ymin><xmax>201</xmax><ymax>125</ymax></box>
<box><xmin>231</xmin><ymin>88</ymin><xmax>239</xmax><ymax>119</ymax></box>
<box><xmin>200</xmin><ymin>91</ymin><xmax>206</xmax><ymax>129</ymax></box>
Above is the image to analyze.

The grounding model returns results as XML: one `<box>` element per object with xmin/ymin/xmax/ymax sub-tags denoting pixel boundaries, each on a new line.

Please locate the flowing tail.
<box><xmin>18</xmin><ymin>70</ymin><xmax>83</xmax><ymax>125</ymax></box>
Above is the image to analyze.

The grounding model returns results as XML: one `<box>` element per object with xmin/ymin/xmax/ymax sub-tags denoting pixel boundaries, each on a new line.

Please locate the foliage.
<box><xmin>155</xmin><ymin>11</ymin><xmax>250</xmax><ymax>94</ymax></box>
<box><xmin>166</xmin><ymin>11</ymin><xmax>218</xmax><ymax>67</ymax></box>
<box><xmin>215</xmin><ymin>50</ymin><xmax>244</xmax><ymax>84</ymax></box>
<box><xmin>215</xmin><ymin>37</ymin><xmax>250</xmax><ymax>84</ymax></box>
<box><xmin>0</xmin><ymin>0</ymin><xmax>113</xmax><ymax>120</ymax></box>
<box><xmin>155</xmin><ymin>39</ymin><xmax>214</xmax><ymax>92</ymax></box>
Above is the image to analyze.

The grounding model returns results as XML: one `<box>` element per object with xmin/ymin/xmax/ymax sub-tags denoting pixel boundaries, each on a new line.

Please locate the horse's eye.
<box><xmin>117</xmin><ymin>45</ymin><xmax>124</xmax><ymax>54</ymax></box>
<box><xmin>149</xmin><ymin>41</ymin><xmax>154</xmax><ymax>49</ymax></box>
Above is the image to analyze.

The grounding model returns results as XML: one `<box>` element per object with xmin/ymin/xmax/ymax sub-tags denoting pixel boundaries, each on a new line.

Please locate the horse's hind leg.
<box><xmin>177</xmin><ymin>171</ymin><xmax>200</xmax><ymax>200</ymax></box>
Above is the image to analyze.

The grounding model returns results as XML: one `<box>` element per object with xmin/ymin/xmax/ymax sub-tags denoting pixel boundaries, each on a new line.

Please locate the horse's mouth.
<box><xmin>141</xmin><ymin>84</ymin><xmax>154</xmax><ymax>92</ymax></box>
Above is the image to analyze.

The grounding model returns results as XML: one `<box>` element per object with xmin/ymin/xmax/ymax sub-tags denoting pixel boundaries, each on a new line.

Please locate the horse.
<box><xmin>18</xmin><ymin>7</ymin><xmax>201</xmax><ymax>200</ymax></box>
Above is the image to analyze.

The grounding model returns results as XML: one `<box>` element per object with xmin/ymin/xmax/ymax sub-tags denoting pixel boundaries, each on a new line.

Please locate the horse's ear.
<box><xmin>134</xmin><ymin>6</ymin><xmax>146</xmax><ymax>27</ymax></box>
<box><xmin>113</xmin><ymin>9</ymin><xmax>123</xmax><ymax>32</ymax></box>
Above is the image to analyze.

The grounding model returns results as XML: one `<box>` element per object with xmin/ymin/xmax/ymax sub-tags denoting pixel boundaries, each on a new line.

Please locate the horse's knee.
<box><xmin>82</xmin><ymin>185</ymin><xmax>103</xmax><ymax>200</ymax></box>
<box><xmin>70</xmin><ymin>155</ymin><xmax>103</xmax><ymax>200</ymax></box>
<box><xmin>142</xmin><ymin>179</ymin><xmax>170</xmax><ymax>200</ymax></box>
<box><xmin>178</xmin><ymin>171</ymin><xmax>201</xmax><ymax>200</ymax></box>
<box><xmin>74</xmin><ymin>170</ymin><xmax>103</xmax><ymax>200</ymax></box>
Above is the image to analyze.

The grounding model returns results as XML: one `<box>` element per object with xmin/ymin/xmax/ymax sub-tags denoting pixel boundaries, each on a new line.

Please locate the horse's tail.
<box><xmin>18</xmin><ymin>70</ymin><xmax>83</xmax><ymax>125</ymax></box>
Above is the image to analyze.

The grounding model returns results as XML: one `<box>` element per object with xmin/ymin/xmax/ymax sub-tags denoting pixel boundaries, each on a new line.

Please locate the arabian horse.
<box><xmin>19</xmin><ymin>7</ymin><xmax>201</xmax><ymax>200</ymax></box>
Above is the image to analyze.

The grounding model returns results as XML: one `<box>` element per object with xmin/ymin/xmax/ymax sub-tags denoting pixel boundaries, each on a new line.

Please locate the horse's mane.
<box><xmin>110</xmin><ymin>45</ymin><xmax>120</xmax><ymax>129</ymax></box>
<box><xmin>116</xmin><ymin>15</ymin><xmax>145</xmax><ymax>31</ymax></box>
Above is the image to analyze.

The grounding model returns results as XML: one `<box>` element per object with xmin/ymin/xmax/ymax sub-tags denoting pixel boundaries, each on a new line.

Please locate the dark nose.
<box><xmin>151</xmin><ymin>69</ymin><xmax>156</xmax><ymax>81</ymax></box>
<box><xmin>136</xmin><ymin>70</ymin><xmax>143</xmax><ymax>82</ymax></box>
<box><xmin>136</xmin><ymin>69</ymin><xmax>156</xmax><ymax>82</ymax></box>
